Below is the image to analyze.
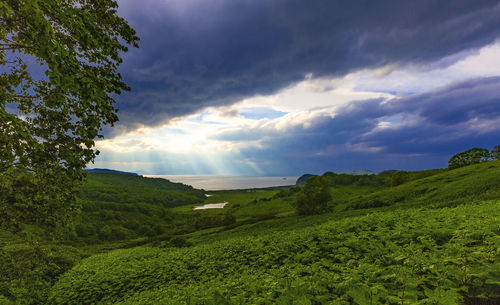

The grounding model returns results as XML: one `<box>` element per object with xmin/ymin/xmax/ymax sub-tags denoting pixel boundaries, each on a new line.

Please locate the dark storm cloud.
<box><xmin>113</xmin><ymin>0</ymin><xmax>500</xmax><ymax>133</ymax></box>
<box><xmin>218</xmin><ymin>77</ymin><xmax>500</xmax><ymax>175</ymax></box>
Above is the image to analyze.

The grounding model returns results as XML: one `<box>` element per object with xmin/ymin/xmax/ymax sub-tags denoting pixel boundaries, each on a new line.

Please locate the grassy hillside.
<box><xmin>51</xmin><ymin>201</ymin><xmax>500</xmax><ymax>304</ymax></box>
<box><xmin>72</xmin><ymin>173</ymin><xmax>209</xmax><ymax>244</ymax></box>
<box><xmin>0</xmin><ymin>173</ymin><xmax>210</xmax><ymax>305</ymax></box>
<box><xmin>80</xmin><ymin>173</ymin><xmax>205</xmax><ymax>207</ymax></box>
<box><xmin>49</xmin><ymin>161</ymin><xmax>500</xmax><ymax>304</ymax></box>
<box><xmin>168</xmin><ymin>161</ymin><xmax>499</xmax><ymax>234</ymax></box>
<box><xmin>344</xmin><ymin>161</ymin><xmax>500</xmax><ymax>210</ymax></box>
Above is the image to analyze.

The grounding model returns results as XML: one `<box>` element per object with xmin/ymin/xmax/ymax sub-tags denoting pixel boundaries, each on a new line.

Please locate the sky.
<box><xmin>91</xmin><ymin>0</ymin><xmax>500</xmax><ymax>176</ymax></box>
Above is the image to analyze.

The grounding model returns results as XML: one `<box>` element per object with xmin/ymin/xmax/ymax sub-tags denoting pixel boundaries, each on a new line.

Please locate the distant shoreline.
<box><xmin>144</xmin><ymin>175</ymin><xmax>299</xmax><ymax>191</ymax></box>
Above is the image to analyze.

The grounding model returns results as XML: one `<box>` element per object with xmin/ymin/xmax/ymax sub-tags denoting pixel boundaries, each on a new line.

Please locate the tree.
<box><xmin>391</xmin><ymin>171</ymin><xmax>409</xmax><ymax>187</ymax></box>
<box><xmin>491</xmin><ymin>145</ymin><xmax>500</xmax><ymax>160</ymax></box>
<box><xmin>294</xmin><ymin>175</ymin><xmax>332</xmax><ymax>215</ymax></box>
<box><xmin>447</xmin><ymin>148</ymin><xmax>491</xmax><ymax>170</ymax></box>
<box><xmin>0</xmin><ymin>0</ymin><xmax>138</xmax><ymax>233</ymax></box>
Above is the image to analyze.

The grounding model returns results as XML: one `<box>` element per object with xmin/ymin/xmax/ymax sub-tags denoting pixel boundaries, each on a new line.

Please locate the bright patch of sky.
<box><xmin>351</xmin><ymin>43</ymin><xmax>500</xmax><ymax>94</ymax></box>
<box><xmin>92</xmin><ymin>43</ymin><xmax>500</xmax><ymax>175</ymax></box>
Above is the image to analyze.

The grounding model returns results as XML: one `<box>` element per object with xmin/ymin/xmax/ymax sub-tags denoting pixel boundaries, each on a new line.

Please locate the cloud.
<box><xmin>212</xmin><ymin>76</ymin><xmax>500</xmax><ymax>174</ymax></box>
<box><xmin>111</xmin><ymin>0</ymin><xmax>500</xmax><ymax>134</ymax></box>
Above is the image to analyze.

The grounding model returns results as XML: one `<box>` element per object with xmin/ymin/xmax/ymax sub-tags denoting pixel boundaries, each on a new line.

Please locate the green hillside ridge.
<box><xmin>338</xmin><ymin>170</ymin><xmax>375</xmax><ymax>175</ymax></box>
<box><xmin>0</xmin><ymin>173</ymin><xmax>212</xmax><ymax>304</ymax></box>
<box><xmin>48</xmin><ymin>161</ymin><xmax>500</xmax><ymax>304</ymax></box>
<box><xmin>85</xmin><ymin>168</ymin><xmax>140</xmax><ymax>176</ymax></box>
<box><xmin>51</xmin><ymin>201</ymin><xmax>499</xmax><ymax>305</ymax></box>
<box><xmin>79</xmin><ymin>173</ymin><xmax>205</xmax><ymax>209</ymax></box>
<box><xmin>74</xmin><ymin>173</ymin><xmax>212</xmax><ymax>244</ymax></box>
<box><xmin>182</xmin><ymin>162</ymin><xmax>497</xmax><ymax>245</ymax></box>
<box><xmin>341</xmin><ymin>162</ymin><xmax>499</xmax><ymax>210</ymax></box>
<box><xmin>84</xmin><ymin>172</ymin><xmax>202</xmax><ymax>193</ymax></box>
<box><xmin>1</xmin><ymin>161</ymin><xmax>499</xmax><ymax>304</ymax></box>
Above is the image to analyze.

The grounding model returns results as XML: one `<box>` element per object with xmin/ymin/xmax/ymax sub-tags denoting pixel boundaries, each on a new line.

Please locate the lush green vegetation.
<box><xmin>72</xmin><ymin>173</ymin><xmax>245</xmax><ymax>245</ymax></box>
<box><xmin>0</xmin><ymin>0</ymin><xmax>138</xmax><ymax>234</ymax></box>
<box><xmin>52</xmin><ymin>201</ymin><xmax>500</xmax><ymax>304</ymax></box>
<box><xmin>0</xmin><ymin>173</ymin><xmax>209</xmax><ymax>304</ymax></box>
<box><xmin>1</xmin><ymin>161</ymin><xmax>499</xmax><ymax>304</ymax></box>
<box><xmin>342</xmin><ymin>161</ymin><xmax>500</xmax><ymax>211</ymax></box>
<box><xmin>2</xmin><ymin>1</ymin><xmax>493</xmax><ymax>302</ymax></box>
<box><xmin>448</xmin><ymin>146</ymin><xmax>500</xmax><ymax>169</ymax></box>
<box><xmin>294</xmin><ymin>176</ymin><xmax>332</xmax><ymax>215</ymax></box>
<box><xmin>49</xmin><ymin>160</ymin><xmax>500</xmax><ymax>305</ymax></box>
<box><xmin>76</xmin><ymin>173</ymin><xmax>203</xmax><ymax>239</ymax></box>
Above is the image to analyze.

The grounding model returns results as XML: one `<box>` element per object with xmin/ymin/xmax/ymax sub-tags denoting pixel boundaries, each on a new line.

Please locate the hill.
<box><xmin>52</xmin><ymin>201</ymin><xmax>500</xmax><ymax>304</ymax></box>
<box><xmin>338</xmin><ymin>169</ymin><xmax>375</xmax><ymax>175</ymax></box>
<box><xmin>85</xmin><ymin>168</ymin><xmax>140</xmax><ymax>176</ymax></box>
<box><xmin>295</xmin><ymin>174</ymin><xmax>313</xmax><ymax>185</ymax></box>
<box><xmin>296</xmin><ymin>170</ymin><xmax>376</xmax><ymax>185</ymax></box>
<box><xmin>80</xmin><ymin>172</ymin><xmax>204</xmax><ymax>205</ymax></box>
<box><xmin>0</xmin><ymin>172</ymin><xmax>213</xmax><ymax>304</ymax></box>
<box><xmin>50</xmin><ymin>161</ymin><xmax>500</xmax><ymax>304</ymax></box>
<box><xmin>73</xmin><ymin>173</ymin><xmax>208</xmax><ymax>243</ymax></box>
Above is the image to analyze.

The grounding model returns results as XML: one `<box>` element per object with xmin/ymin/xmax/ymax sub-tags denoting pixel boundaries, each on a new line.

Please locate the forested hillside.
<box><xmin>74</xmin><ymin>173</ymin><xmax>208</xmax><ymax>243</ymax></box>
<box><xmin>52</xmin><ymin>201</ymin><xmax>500</xmax><ymax>304</ymax></box>
<box><xmin>46</xmin><ymin>160</ymin><xmax>500</xmax><ymax>305</ymax></box>
<box><xmin>1</xmin><ymin>162</ymin><xmax>499</xmax><ymax>304</ymax></box>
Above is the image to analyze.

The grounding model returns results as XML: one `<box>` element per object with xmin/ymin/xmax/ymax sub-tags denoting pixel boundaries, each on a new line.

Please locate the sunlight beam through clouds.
<box><xmin>93</xmin><ymin>42</ymin><xmax>500</xmax><ymax>175</ymax></box>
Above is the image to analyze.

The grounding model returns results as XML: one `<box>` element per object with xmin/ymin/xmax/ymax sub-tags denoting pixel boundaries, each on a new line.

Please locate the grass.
<box><xmin>344</xmin><ymin>161</ymin><xmax>500</xmax><ymax>210</ymax></box>
<box><xmin>3</xmin><ymin>161</ymin><xmax>500</xmax><ymax>304</ymax></box>
<box><xmin>51</xmin><ymin>200</ymin><xmax>500</xmax><ymax>304</ymax></box>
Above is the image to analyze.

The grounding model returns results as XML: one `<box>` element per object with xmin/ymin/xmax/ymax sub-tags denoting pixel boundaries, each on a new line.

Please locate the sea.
<box><xmin>143</xmin><ymin>175</ymin><xmax>299</xmax><ymax>191</ymax></box>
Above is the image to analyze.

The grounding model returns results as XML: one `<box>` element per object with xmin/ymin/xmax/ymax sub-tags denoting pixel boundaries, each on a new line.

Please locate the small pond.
<box><xmin>193</xmin><ymin>202</ymin><xmax>228</xmax><ymax>210</ymax></box>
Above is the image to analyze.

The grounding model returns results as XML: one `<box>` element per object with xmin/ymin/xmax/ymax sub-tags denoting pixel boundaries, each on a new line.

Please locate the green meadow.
<box><xmin>1</xmin><ymin>161</ymin><xmax>500</xmax><ymax>304</ymax></box>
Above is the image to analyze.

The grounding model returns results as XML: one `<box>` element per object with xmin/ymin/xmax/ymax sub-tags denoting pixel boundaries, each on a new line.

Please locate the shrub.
<box><xmin>391</xmin><ymin>171</ymin><xmax>409</xmax><ymax>186</ymax></box>
<box><xmin>222</xmin><ymin>213</ymin><xmax>236</xmax><ymax>226</ymax></box>
<box><xmin>75</xmin><ymin>224</ymin><xmax>96</xmax><ymax>238</ymax></box>
<box><xmin>294</xmin><ymin>176</ymin><xmax>332</xmax><ymax>215</ymax></box>
<box><xmin>448</xmin><ymin>147</ymin><xmax>491</xmax><ymax>169</ymax></box>
<box><xmin>170</xmin><ymin>236</ymin><xmax>191</xmax><ymax>248</ymax></box>
<box><xmin>491</xmin><ymin>145</ymin><xmax>500</xmax><ymax>160</ymax></box>
<box><xmin>98</xmin><ymin>225</ymin><xmax>129</xmax><ymax>241</ymax></box>
<box><xmin>0</xmin><ymin>243</ymin><xmax>80</xmax><ymax>305</ymax></box>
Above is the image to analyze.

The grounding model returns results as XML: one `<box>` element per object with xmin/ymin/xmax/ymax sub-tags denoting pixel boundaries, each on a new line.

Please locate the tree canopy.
<box><xmin>294</xmin><ymin>175</ymin><xmax>332</xmax><ymax>215</ymax></box>
<box><xmin>0</xmin><ymin>0</ymin><xmax>138</xmax><ymax>233</ymax></box>
<box><xmin>447</xmin><ymin>147</ymin><xmax>491</xmax><ymax>170</ymax></box>
<box><xmin>491</xmin><ymin>145</ymin><xmax>500</xmax><ymax>161</ymax></box>
<box><xmin>391</xmin><ymin>171</ymin><xmax>409</xmax><ymax>187</ymax></box>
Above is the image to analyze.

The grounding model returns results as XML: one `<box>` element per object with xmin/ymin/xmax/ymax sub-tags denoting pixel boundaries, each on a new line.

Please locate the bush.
<box><xmin>222</xmin><ymin>213</ymin><xmax>236</xmax><ymax>226</ymax></box>
<box><xmin>169</xmin><ymin>236</ymin><xmax>191</xmax><ymax>248</ymax></box>
<box><xmin>75</xmin><ymin>224</ymin><xmax>96</xmax><ymax>238</ymax></box>
<box><xmin>0</xmin><ymin>243</ymin><xmax>80</xmax><ymax>305</ymax></box>
<box><xmin>391</xmin><ymin>171</ymin><xmax>409</xmax><ymax>186</ymax></box>
<box><xmin>448</xmin><ymin>147</ymin><xmax>491</xmax><ymax>169</ymax></box>
<box><xmin>491</xmin><ymin>145</ymin><xmax>500</xmax><ymax>160</ymax></box>
<box><xmin>98</xmin><ymin>225</ymin><xmax>130</xmax><ymax>241</ymax></box>
<box><xmin>294</xmin><ymin>176</ymin><xmax>332</xmax><ymax>215</ymax></box>
<box><xmin>50</xmin><ymin>202</ymin><xmax>500</xmax><ymax>305</ymax></box>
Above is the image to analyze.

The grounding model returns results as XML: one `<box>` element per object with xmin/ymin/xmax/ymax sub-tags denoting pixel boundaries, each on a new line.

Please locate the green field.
<box><xmin>52</xmin><ymin>201</ymin><xmax>500</xmax><ymax>305</ymax></box>
<box><xmin>2</xmin><ymin>161</ymin><xmax>500</xmax><ymax>304</ymax></box>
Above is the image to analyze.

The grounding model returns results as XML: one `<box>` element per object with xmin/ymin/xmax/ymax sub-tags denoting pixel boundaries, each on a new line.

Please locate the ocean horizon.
<box><xmin>144</xmin><ymin>175</ymin><xmax>299</xmax><ymax>191</ymax></box>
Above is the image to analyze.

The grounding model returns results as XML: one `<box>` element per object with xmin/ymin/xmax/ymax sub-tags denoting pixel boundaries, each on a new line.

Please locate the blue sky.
<box><xmin>91</xmin><ymin>0</ymin><xmax>500</xmax><ymax>175</ymax></box>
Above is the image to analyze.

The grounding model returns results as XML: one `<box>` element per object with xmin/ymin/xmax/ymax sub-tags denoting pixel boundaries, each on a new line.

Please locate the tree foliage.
<box><xmin>491</xmin><ymin>145</ymin><xmax>500</xmax><ymax>160</ymax></box>
<box><xmin>447</xmin><ymin>147</ymin><xmax>491</xmax><ymax>170</ymax></box>
<box><xmin>391</xmin><ymin>171</ymin><xmax>409</xmax><ymax>187</ymax></box>
<box><xmin>0</xmin><ymin>0</ymin><xmax>138</xmax><ymax>232</ymax></box>
<box><xmin>294</xmin><ymin>175</ymin><xmax>331</xmax><ymax>215</ymax></box>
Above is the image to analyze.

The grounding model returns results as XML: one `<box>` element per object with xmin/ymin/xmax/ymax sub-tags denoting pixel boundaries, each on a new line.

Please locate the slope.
<box><xmin>51</xmin><ymin>161</ymin><xmax>500</xmax><ymax>304</ymax></box>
